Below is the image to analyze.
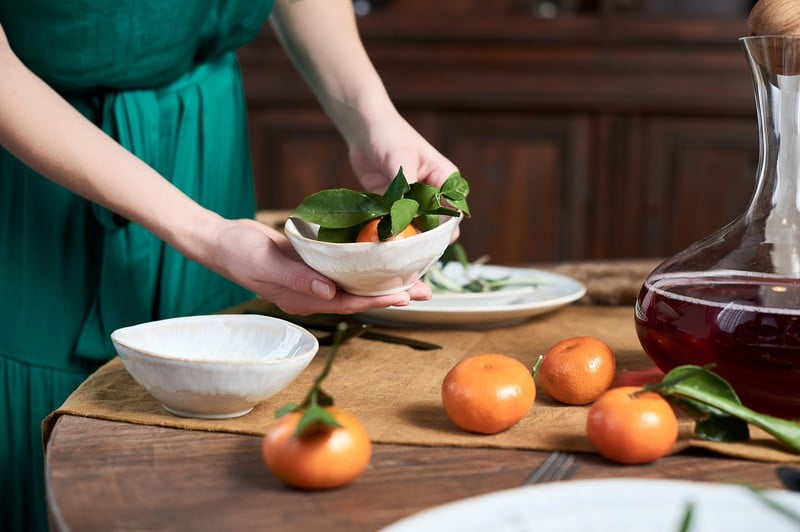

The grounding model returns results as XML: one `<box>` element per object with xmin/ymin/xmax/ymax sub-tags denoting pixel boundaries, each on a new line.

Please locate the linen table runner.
<box><xmin>43</xmin><ymin>302</ymin><xmax>800</xmax><ymax>463</ymax></box>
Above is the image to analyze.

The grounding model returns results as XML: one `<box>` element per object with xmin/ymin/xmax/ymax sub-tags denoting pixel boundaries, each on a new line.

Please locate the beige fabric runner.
<box><xmin>44</xmin><ymin>301</ymin><xmax>800</xmax><ymax>463</ymax></box>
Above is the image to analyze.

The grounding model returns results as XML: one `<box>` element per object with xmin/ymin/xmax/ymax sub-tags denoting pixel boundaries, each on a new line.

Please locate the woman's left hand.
<box><xmin>203</xmin><ymin>218</ymin><xmax>432</xmax><ymax>315</ymax></box>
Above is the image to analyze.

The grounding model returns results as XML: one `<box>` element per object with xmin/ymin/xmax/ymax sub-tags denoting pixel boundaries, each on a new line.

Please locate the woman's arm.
<box><xmin>0</xmin><ymin>23</ymin><xmax>429</xmax><ymax>314</ymax></box>
<box><xmin>0</xmin><ymin>26</ymin><xmax>216</xmax><ymax>257</ymax></box>
<box><xmin>270</xmin><ymin>0</ymin><xmax>458</xmax><ymax>191</ymax></box>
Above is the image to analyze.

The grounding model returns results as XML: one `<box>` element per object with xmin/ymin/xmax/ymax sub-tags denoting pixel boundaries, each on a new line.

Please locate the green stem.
<box><xmin>672</xmin><ymin>385</ymin><xmax>800</xmax><ymax>453</ymax></box>
<box><xmin>532</xmin><ymin>355</ymin><xmax>544</xmax><ymax>379</ymax></box>
<box><xmin>311</xmin><ymin>322</ymin><xmax>347</xmax><ymax>389</ymax></box>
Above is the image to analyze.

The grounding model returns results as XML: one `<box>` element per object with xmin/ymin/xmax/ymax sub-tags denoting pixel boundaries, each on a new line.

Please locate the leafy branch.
<box><xmin>291</xmin><ymin>167</ymin><xmax>470</xmax><ymax>242</ymax></box>
<box><xmin>423</xmin><ymin>242</ymin><xmax>548</xmax><ymax>293</ymax></box>
<box><xmin>640</xmin><ymin>364</ymin><xmax>800</xmax><ymax>453</ymax></box>
<box><xmin>275</xmin><ymin>322</ymin><xmax>349</xmax><ymax>437</ymax></box>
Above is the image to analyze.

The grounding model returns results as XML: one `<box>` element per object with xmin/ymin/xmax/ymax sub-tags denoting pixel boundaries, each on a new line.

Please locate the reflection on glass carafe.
<box><xmin>635</xmin><ymin>36</ymin><xmax>800</xmax><ymax>419</ymax></box>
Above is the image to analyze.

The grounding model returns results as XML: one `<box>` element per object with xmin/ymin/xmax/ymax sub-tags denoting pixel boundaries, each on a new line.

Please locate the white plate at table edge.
<box><xmin>380</xmin><ymin>478</ymin><xmax>800</xmax><ymax>532</ymax></box>
<box><xmin>357</xmin><ymin>266</ymin><xmax>586</xmax><ymax>328</ymax></box>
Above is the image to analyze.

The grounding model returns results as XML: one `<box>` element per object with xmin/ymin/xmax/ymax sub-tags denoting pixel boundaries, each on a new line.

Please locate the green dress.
<box><xmin>0</xmin><ymin>2</ymin><xmax>274</xmax><ymax>530</ymax></box>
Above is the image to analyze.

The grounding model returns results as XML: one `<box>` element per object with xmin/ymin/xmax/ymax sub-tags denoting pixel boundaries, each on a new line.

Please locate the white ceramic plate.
<box><xmin>381</xmin><ymin>478</ymin><xmax>800</xmax><ymax>532</ymax></box>
<box><xmin>357</xmin><ymin>265</ymin><xmax>586</xmax><ymax>328</ymax></box>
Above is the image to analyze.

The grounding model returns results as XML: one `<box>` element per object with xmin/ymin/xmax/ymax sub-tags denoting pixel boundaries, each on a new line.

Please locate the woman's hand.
<box><xmin>202</xmin><ymin>218</ymin><xmax>432</xmax><ymax>315</ymax></box>
<box><xmin>347</xmin><ymin>107</ymin><xmax>458</xmax><ymax>193</ymax></box>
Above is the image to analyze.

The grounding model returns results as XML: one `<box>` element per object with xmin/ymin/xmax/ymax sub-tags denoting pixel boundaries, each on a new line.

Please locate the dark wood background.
<box><xmin>238</xmin><ymin>0</ymin><xmax>759</xmax><ymax>264</ymax></box>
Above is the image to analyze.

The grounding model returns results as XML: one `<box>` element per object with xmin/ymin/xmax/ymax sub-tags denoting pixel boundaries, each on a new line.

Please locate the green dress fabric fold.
<box><xmin>0</xmin><ymin>2</ymin><xmax>274</xmax><ymax>530</ymax></box>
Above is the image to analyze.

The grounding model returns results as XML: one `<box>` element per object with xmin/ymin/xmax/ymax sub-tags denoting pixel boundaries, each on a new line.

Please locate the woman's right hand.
<box><xmin>202</xmin><ymin>218</ymin><xmax>432</xmax><ymax>315</ymax></box>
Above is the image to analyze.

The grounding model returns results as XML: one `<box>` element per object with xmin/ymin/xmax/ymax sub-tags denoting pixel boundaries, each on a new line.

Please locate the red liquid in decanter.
<box><xmin>635</xmin><ymin>272</ymin><xmax>800</xmax><ymax>419</ymax></box>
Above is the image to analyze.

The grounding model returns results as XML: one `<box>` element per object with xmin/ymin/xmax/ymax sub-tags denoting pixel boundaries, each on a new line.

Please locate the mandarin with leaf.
<box><xmin>262</xmin><ymin>405</ymin><xmax>371</xmax><ymax>490</ymax></box>
<box><xmin>261</xmin><ymin>323</ymin><xmax>372</xmax><ymax>490</ymax></box>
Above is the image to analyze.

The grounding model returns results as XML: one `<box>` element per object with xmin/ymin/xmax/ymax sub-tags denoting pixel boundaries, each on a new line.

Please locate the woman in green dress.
<box><xmin>0</xmin><ymin>1</ymin><xmax>458</xmax><ymax>529</ymax></box>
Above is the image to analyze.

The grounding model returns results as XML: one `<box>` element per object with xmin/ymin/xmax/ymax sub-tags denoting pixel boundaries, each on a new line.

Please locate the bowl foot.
<box><xmin>162</xmin><ymin>405</ymin><xmax>255</xmax><ymax>419</ymax></box>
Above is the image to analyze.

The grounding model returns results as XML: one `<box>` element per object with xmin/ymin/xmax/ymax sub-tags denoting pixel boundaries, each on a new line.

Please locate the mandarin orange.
<box><xmin>355</xmin><ymin>218</ymin><xmax>419</xmax><ymax>242</ymax></box>
<box><xmin>586</xmin><ymin>385</ymin><xmax>679</xmax><ymax>465</ymax></box>
<box><xmin>536</xmin><ymin>336</ymin><xmax>616</xmax><ymax>405</ymax></box>
<box><xmin>441</xmin><ymin>353</ymin><xmax>536</xmax><ymax>434</ymax></box>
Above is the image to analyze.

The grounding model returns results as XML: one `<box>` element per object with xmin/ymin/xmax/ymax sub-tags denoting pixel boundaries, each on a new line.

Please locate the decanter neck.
<box><xmin>744</xmin><ymin>37</ymin><xmax>800</xmax><ymax>222</ymax></box>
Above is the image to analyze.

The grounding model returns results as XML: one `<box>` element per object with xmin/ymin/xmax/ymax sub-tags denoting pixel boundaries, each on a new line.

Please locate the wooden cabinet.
<box><xmin>238</xmin><ymin>5</ymin><xmax>758</xmax><ymax>264</ymax></box>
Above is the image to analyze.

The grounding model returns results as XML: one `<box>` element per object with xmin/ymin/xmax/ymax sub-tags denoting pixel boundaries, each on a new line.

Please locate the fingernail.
<box><xmin>311</xmin><ymin>279</ymin><xmax>335</xmax><ymax>299</ymax></box>
<box><xmin>392</xmin><ymin>295</ymin><xmax>411</xmax><ymax>307</ymax></box>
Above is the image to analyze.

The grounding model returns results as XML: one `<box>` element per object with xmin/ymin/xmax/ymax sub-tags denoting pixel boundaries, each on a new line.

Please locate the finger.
<box><xmin>273</xmin><ymin>288</ymin><xmax>417</xmax><ymax>315</ymax></box>
<box><xmin>406</xmin><ymin>280</ymin><xmax>432</xmax><ymax>301</ymax></box>
<box><xmin>262</xmin><ymin>247</ymin><xmax>337</xmax><ymax>301</ymax></box>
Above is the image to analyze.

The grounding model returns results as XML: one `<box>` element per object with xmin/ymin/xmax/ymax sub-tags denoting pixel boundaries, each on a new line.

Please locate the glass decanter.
<box><xmin>635</xmin><ymin>36</ymin><xmax>800</xmax><ymax>419</ymax></box>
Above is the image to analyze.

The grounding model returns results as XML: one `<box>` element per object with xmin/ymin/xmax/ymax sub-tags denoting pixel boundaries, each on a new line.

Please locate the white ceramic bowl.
<box><xmin>110</xmin><ymin>314</ymin><xmax>319</xmax><ymax>419</ymax></box>
<box><xmin>285</xmin><ymin>216</ymin><xmax>459</xmax><ymax>296</ymax></box>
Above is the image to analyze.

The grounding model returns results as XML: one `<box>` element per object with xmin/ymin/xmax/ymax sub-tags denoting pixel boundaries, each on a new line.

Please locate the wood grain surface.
<box><xmin>46</xmin><ymin>416</ymin><xmax>787</xmax><ymax>531</ymax></box>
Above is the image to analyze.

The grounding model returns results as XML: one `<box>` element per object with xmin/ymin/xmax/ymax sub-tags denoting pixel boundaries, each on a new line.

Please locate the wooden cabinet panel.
<box><xmin>636</xmin><ymin>118</ymin><xmax>758</xmax><ymax>256</ymax></box>
<box><xmin>441</xmin><ymin>114</ymin><xmax>592</xmax><ymax>263</ymax></box>
<box><xmin>247</xmin><ymin>109</ymin><xmax>357</xmax><ymax>209</ymax></box>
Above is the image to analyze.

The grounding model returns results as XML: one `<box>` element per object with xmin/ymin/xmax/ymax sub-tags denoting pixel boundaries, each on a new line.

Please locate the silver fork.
<box><xmin>524</xmin><ymin>451</ymin><xmax>580</xmax><ymax>485</ymax></box>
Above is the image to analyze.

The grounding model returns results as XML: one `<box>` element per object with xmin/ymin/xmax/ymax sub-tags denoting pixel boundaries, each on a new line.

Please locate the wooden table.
<box><xmin>46</xmin><ymin>415</ymin><xmax>787</xmax><ymax>531</ymax></box>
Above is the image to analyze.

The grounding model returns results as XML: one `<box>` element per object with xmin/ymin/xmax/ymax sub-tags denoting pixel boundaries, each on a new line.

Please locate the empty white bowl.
<box><xmin>285</xmin><ymin>216</ymin><xmax>459</xmax><ymax>296</ymax></box>
<box><xmin>110</xmin><ymin>314</ymin><xmax>319</xmax><ymax>419</ymax></box>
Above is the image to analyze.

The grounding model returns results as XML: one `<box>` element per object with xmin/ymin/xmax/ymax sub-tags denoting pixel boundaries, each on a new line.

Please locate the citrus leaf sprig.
<box><xmin>291</xmin><ymin>167</ymin><xmax>470</xmax><ymax>243</ymax></box>
<box><xmin>275</xmin><ymin>322</ymin><xmax>349</xmax><ymax>437</ymax></box>
<box><xmin>423</xmin><ymin>242</ymin><xmax>549</xmax><ymax>294</ymax></box>
<box><xmin>641</xmin><ymin>365</ymin><xmax>800</xmax><ymax>453</ymax></box>
<box><xmin>423</xmin><ymin>262</ymin><xmax>549</xmax><ymax>294</ymax></box>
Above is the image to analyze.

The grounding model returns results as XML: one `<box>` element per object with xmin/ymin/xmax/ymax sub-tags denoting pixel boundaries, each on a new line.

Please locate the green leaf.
<box><xmin>315</xmin><ymin>388</ymin><xmax>335</xmax><ymax>407</ymax></box>
<box><xmin>317</xmin><ymin>225</ymin><xmax>363</xmax><ymax>243</ymax></box>
<box><xmin>670</xmin><ymin>395</ymin><xmax>749</xmax><ymax>442</ymax></box>
<box><xmin>275</xmin><ymin>404</ymin><xmax>299</xmax><ymax>418</ymax></box>
<box><xmin>440</xmin><ymin>171</ymin><xmax>469</xmax><ymax>199</ymax></box>
<box><xmin>390</xmin><ymin>198</ymin><xmax>419</xmax><ymax>235</ymax></box>
<box><xmin>423</xmin><ymin>263</ymin><xmax>465</xmax><ymax>292</ymax></box>
<box><xmin>377</xmin><ymin>215</ymin><xmax>394</xmax><ymax>241</ymax></box>
<box><xmin>749</xmin><ymin>488</ymin><xmax>800</xmax><ymax>526</ymax></box>
<box><xmin>417</xmin><ymin>207</ymin><xmax>461</xmax><ymax>218</ymax></box>
<box><xmin>444</xmin><ymin>197</ymin><xmax>470</xmax><ymax>217</ymax></box>
<box><xmin>440</xmin><ymin>242</ymin><xmax>470</xmax><ymax>266</ymax></box>
<box><xmin>440</xmin><ymin>172</ymin><xmax>471</xmax><ymax>217</ymax></box>
<box><xmin>375</xmin><ymin>199</ymin><xmax>420</xmax><ymax>241</ymax></box>
<box><xmin>413</xmin><ymin>214</ymin><xmax>440</xmax><ymax>232</ymax></box>
<box><xmin>648</xmin><ymin>365</ymin><xmax>800</xmax><ymax>453</ymax></box>
<box><xmin>407</xmin><ymin>182</ymin><xmax>442</xmax><ymax>210</ymax></box>
<box><xmin>381</xmin><ymin>166</ymin><xmax>411</xmax><ymax>206</ymax></box>
<box><xmin>678</xmin><ymin>502</ymin><xmax>695</xmax><ymax>532</ymax></box>
<box><xmin>292</xmin><ymin>404</ymin><xmax>342</xmax><ymax>437</ymax></box>
<box><xmin>292</xmin><ymin>189</ymin><xmax>387</xmax><ymax>228</ymax></box>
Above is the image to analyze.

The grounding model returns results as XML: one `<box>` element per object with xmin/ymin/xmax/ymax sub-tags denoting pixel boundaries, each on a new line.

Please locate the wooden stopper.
<box><xmin>746</xmin><ymin>1</ymin><xmax>800</xmax><ymax>75</ymax></box>
<box><xmin>748</xmin><ymin>0</ymin><xmax>800</xmax><ymax>36</ymax></box>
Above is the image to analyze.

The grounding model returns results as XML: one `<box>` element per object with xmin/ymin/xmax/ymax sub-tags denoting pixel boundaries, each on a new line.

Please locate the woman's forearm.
<box><xmin>269</xmin><ymin>0</ymin><xmax>395</xmax><ymax>140</ymax></box>
<box><xmin>0</xmin><ymin>25</ymin><xmax>220</xmax><ymax>264</ymax></box>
